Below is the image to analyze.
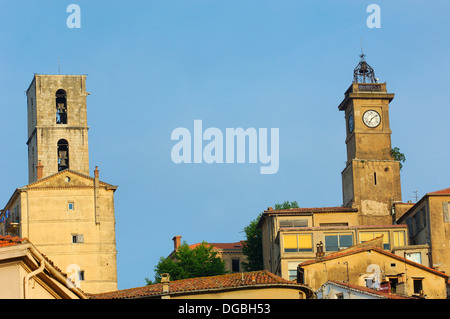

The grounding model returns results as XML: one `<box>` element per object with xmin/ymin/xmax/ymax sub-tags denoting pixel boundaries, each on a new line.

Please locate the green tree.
<box><xmin>242</xmin><ymin>213</ymin><xmax>263</xmax><ymax>271</ymax></box>
<box><xmin>274</xmin><ymin>200</ymin><xmax>299</xmax><ymax>210</ymax></box>
<box><xmin>242</xmin><ymin>201</ymin><xmax>299</xmax><ymax>272</ymax></box>
<box><xmin>146</xmin><ymin>241</ymin><xmax>226</xmax><ymax>284</ymax></box>
<box><xmin>391</xmin><ymin>147</ymin><xmax>406</xmax><ymax>170</ymax></box>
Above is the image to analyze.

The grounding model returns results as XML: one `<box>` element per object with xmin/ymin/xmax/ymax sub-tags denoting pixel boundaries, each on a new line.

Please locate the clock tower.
<box><xmin>338</xmin><ymin>54</ymin><xmax>402</xmax><ymax>226</ymax></box>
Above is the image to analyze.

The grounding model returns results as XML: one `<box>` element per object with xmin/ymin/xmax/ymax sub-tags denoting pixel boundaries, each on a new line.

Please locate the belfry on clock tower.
<box><xmin>338</xmin><ymin>54</ymin><xmax>402</xmax><ymax>226</ymax></box>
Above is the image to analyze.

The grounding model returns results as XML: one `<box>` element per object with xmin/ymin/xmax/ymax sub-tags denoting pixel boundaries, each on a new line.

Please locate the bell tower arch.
<box><xmin>26</xmin><ymin>74</ymin><xmax>90</xmax><ymax>182</ymax></box>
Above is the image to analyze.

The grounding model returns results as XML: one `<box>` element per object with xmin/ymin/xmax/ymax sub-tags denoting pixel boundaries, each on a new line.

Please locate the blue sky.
<box><xmin>0</xmin><ymin>1</ymin><xmax>449</xmax><ymax>290</ymax></box>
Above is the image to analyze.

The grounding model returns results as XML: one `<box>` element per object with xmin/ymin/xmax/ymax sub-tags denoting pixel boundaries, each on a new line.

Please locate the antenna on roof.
<box><xmin>58</xmin><ymin>56</ymin><xmax>61</xmax><ymax>75</ymax></box>
<box><xmin>409</xmin><ymin>190</ymin><xmax>419</xmax><ymax>202</ymax></box>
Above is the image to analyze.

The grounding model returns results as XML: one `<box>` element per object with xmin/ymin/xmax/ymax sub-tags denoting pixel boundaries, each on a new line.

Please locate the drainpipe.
<box><xmin>23</xmin><ymin>244</ymin><xmax>87</xmax><ymax>299</ymax></box>
<box><xmin>94</xmin><ymin>166</ymin><xmax>100</xmax><ymax>225</ymax></box>
<box><xmin>23</xmin><ymin>255</ymin><xmax>45</xmax><ymax>299</ymax></box>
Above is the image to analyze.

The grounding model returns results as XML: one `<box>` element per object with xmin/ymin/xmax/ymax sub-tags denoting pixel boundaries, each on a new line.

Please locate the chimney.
<box><xmin>173</xmin><ymin>235</ymin><xmax>182</xmax><ymax>251</ymax></box>
<box><xmin>161</xmin><ymin>273</ymin><xmax>170</xmax><ymax>293</ymax></box>
<box><xmin>316</xmin><ymin>241</ymin><xmax>325</xmax><ymax>259</ymax></box>
<box><xmin>36</xmin><ymin>161</ymin><xmax>44</xmax><ymax>180</ymax></box>
<box><xmin>94</xmin><ymin>166</ymin><xmax>99</xmax><ymax>179</ymax></box>
<box><xmin>268</xmin><ymin>207</ymin><xmax>273</xmax><ymax>211</ymax></box>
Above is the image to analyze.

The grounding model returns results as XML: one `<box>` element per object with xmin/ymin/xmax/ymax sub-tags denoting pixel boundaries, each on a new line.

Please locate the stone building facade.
<box><xmin>1</xmin><ymin>74</ymin><xmax>118</xmax><ymax>294</ymax></box>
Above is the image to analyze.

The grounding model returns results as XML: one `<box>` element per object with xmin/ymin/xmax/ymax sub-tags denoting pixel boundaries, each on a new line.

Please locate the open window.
<box><xmin>58</xmin><ymin>139</ymin><xmax>69</xmax><ymax>171</ymax></box>
<box><xmin>56</xmin><ymin>89</ymin><xmax>67</xmax><ymax>124</ymax></box>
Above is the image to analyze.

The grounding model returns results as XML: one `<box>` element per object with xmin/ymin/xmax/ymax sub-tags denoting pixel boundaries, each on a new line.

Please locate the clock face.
<box><xmin>363</xmin><ymin>110</ymin><xmax>381</xmax><ymax>128</ymax></box>
<box><xmin>348</xmin><ymin>114</ymin><xmax>354</xmax><ymax>133</ymax></box>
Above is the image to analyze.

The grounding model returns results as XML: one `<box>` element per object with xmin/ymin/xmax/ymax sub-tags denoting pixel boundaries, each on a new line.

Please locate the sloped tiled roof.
<box><xmin>0</xmin><ymin>235</ymin><xmax>27</xmax><ymax>248</ymax></box>
<box><xmin>189</xmin><ymin>241</ymin><xmax>244</xmax><ymax>250</ymax></box>
<box><xmin>324</xmin><ymin>280</ymin><xmax>411</xmax><ymax>299</ymax></box>
<box><xmin>266</xmin><ymin>206</ymin><xmax>358</xmax><ymax>214</ymax></box>
<box><xmin>426</xmin><ymin>187</ymin><xmax>450</xmax><ymax>196</ymax></box>
<box><xmin>89</xmin><ymin>270</ymin><xmax>313</xmax><ymax>299</ymax></box>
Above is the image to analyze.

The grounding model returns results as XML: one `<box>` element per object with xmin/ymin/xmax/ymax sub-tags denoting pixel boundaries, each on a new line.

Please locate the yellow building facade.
<box><xmin>258</xmin><ymin>206</ymin><xmax>408</xmax><ymax>281</ymax></box>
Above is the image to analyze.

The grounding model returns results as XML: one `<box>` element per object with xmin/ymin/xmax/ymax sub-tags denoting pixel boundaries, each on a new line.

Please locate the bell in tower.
<box><xmin>353</xmin><ymin>53</ymin><xmax>378</xmax><ymax>84</ymax></box>
<box><xmin>57</xmin><ymin>139</ymin><xmax>69</xmax><ymax>171</ymax></box>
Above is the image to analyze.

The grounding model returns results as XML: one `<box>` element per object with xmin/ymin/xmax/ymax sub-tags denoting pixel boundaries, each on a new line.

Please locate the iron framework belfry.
<box><xmin>353</xmin><ymin>53</ymin><xmax>377</xmax><ymax>84</ymax></box>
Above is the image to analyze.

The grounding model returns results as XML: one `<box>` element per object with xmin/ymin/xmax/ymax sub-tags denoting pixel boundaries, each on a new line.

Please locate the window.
<box><xmin>324</xmin><ymin>233</ymin><xmax>353</xmax><ymax>252</ymax></box>
<box><xmin>388</xmin><ymin>277</ymin><xmax>398</xmax><ymax>293</ymax></box>
<box><xmin>56</xmin><ymin>89</ymin><xmax>67</xmax><ymax>124</ymax></box>
<box><xmin>443</xmin><ymin>202</ymin><xmax>450</xmax><ymax>223</ymax></box>
<box><xmin>288</xmin><ymin>262</ymin><xmax>299</xmax><ymax>281</ymax></box>
<box><xmin>413</xmin><ymin>279</ymin><xmax>423</xmax><ymax>294</ymax></box>
<box><xmin>279</xmin><ymin>219</ymin><xmax>308</xmax><ymax>228</ymax></box>
<box><xmin>365</xmin><ymin>278</ymin><xmax>375</xmax><ymax>289</ymax></box>
<box><xmin>283</xmin><ymin>234</ymin><xmax>313</xmax><ymax>253</ymax></box>
<box><xmin>68</xmin><ymin>202</ymin><xmax>74</xmax><ymax>211</ymax></box>
<box><xmin>72</xmin><ymin>234</ymin><xmax>84</xmax><ymax>244</ymax></box>
<box><xmin>393</xmin><ymin>231</ymin><xmax>406</xmax><ymax>247</ymax></box>
<box><xmin>359</xmin><ymin>231</ymin><xmax>390</xmax><ymax>250</ymax></box>
<box><xmin>57</xmin><ymin>139</ymin><xmax>69</xmax><ymax>171</ymax></box>
<box><xmin>79</xmin><ymin>270</ymin><xmax>85</xmax><ymax>281</ymax></box>
<box><xmin>231</xmin><ymin>258</ymin><xmax>240</xmax><ymax>272</ymax></box>
<box><xmin>406</xmin><ymin>252</ymin><xmax>422</xmax><ymax>264</ymax></box>
<box><xmin>336</xmin><ymin>293</ymin><xmax>344</xmax><ymax>299</ymax></box>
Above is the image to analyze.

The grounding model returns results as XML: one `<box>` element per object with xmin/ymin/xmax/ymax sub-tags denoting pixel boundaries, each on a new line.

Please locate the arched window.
<box><xmin>56</xmin><ymin>89</ymin><xmax>67</xmax><ymax>124</ymax></box>
<box><xmin>58</xmin><ymin>139</ymin><xmax>69</xmax><ymax>171</ymax></box>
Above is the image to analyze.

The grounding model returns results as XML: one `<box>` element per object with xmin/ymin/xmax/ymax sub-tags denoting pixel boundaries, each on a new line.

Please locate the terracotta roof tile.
<box><xmin>266</xmin><ymin>206</ymin><xmax>358</xmax><ymax>213</ymax></box>
<box><xmin>189</xmin><ymin>241</ymin><xmax>244</xmax><ymax>250</ymax></box>
<box><xmin>89</xmin><ymin>270</ymin><xmax>312</xmax><ymax>299</ymax></box>
<box><xmin>0</xmin><ymin>235</ymin><xmax>27</xmax><ymax>247</ymax></box>
<box><xmin>426</xmin><ymin>187</ymin><xmax>450</xmax><ymax>196</ymax></box>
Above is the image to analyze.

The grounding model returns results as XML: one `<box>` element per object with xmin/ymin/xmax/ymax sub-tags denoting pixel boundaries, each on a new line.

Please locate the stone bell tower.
<box><xmin>26</xmin><ymin>74</ymin><xmax>90</xmax><ymax>183</ymax></box>
<box><xmin>339</xmin><ymin>54</ymin><xmax>402</xmax><ymax>226</ymax></box>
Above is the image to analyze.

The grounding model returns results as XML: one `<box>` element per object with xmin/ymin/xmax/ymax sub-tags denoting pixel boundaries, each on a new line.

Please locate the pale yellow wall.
<box><xmin>2</xmin><ymin>171</ymin><xmax>118</xmax><ymax>294</ymax></box>
<box><xmin>428</xmin><ymin>196</ymin><xmax>450</xmax><ymax>274</ymax></box>
<box><xmin>21</xmin><ymin>187</ymin><xmax>117</xmax><ymax>294</ymax></box>
<box><xmin>398</xmin><ymin>195</ymin><xmax>450</xmax><ymax>276</ymax></box>
<box><xmin>171</xmin><ymin>287</ymin><xmax>306</xmax><ymax>299</ymax></box>
<box><xmin>0</xmin><ymin>262</ymin><xmax>22</xmax><ymax>298</ymax></box>
<box><xmin>301</xmin><ymin>249</ymin><xmax>447</xmax><ymax>299</ymax></box>
<box><xmin>312</xmin><ymin>213</ymin><xmax>359</xmax><ymax>226</ymax></box>
<box><xmin>0</xmin><ymin>247</ymin><xmax>84</xmax><ymax>299</ymax></box>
